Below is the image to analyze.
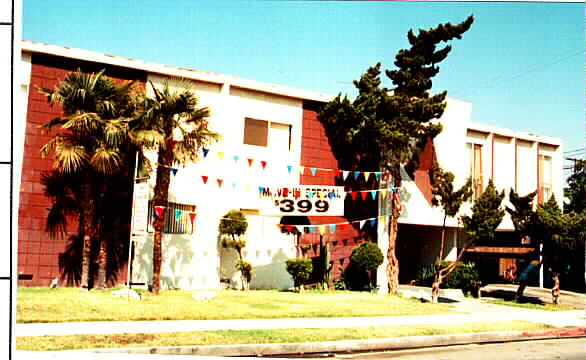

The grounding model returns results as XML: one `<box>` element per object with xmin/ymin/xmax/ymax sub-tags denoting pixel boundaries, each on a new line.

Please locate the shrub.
<box><xmin>416</xmin><ymin>261</ymin><xmax>480</xmax><ymax>295</ymax></box>
<box><xmin>236</xmin><ymin>260</ymin><xmax>253</xmax><ymax>290</ymax></box>
<box><xmin>341</xmin><ymin>261</ymin><xmax>371</xmax><ymax>291</ymax></box>
<box><xmin>350</xmin><ymin>242</ymin><xmax>384</xmax><ymax>290</ymax></box>
<box><xmin>286</xmin><ymin>258</ymin><xmax>313</xmax><ymax>290</ymax></box>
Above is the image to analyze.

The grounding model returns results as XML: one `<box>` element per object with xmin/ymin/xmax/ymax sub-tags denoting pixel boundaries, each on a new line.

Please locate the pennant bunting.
<box><xmin>364</xmin><ymin>172</ymin><xmax>371</xmax><ymax>181</ymax></box>
<box><xmin>218</xmin><ymin>152</ymin><xmax>225</xmax><ymax>161</ymax></box>
<box><xmin>247</xmin><ymin>158</ymin><xmax>254</xmax><ymax>167</ymax></box>
<box><xmin>154</xmin><ymin>206</ymin><xmax>165</xmax><ymax>218</ymax></box>
<box><xmin>370</xmin><ymin>191</ymin><xmax>377</xmax><ymax>200</ymax></box>
<box><xmin>299</xmin><ymin>166</ymin><xmax>305</xmax><ymax>175</ymax></box>
<box><xmin>328</xmin><ymin>191</ymin><xmax>335</xmax><ymax>200</ymax></box>
<box><xmin>369</xmin><ymin>218</ymin><xmax>376</xmax><ymax>227</ymax></box>
<box><xmin>334</xmin><ymin>169</ymin><xmax>342</xmax><ymax>177</ymax></box>
<box><xmin>342</xmin><ymin>170</ymin><xmax>349</xmax><ymax>180</ymax></box>
<box><xmin>216</xmin><ymin>178</ymin><xmax>224</xmax><ymax>188</ymax></box>
<box><xmin>360</xmin><ymin>191</ymin><xmax>368</xmax><ymax>201</ymax></box>
<box><xmin>330</xmin><ymin>224</ymin><xmax>336</xmax><ymax>233</ymax></box>
<box><xmin>233</xmin><ymin>155</ymin><xmax>240</xmax><ymax>163</ymax></box>
<box><xmin>189</xmin><ymin>212</ymin><xmax>197</xmax><ymax>224</ymax></box>
<box><xmin>201</xmin><ymin>175</ymin><xmax>209</xmax><ymax>184</ymax></box>
<box><xmin>354</xmin><ymin>171</ymin><xmax>361</xmax><ymax>181</ymax></box>
<box><xmin>261</xmin><ymin>160</ymin><xmax>267</xmax><ymax>169</ymax></box>
<box><xmin>202</xmin><ymin>148</ymin><xmax>209</xmax><ymax>158</ymax></box>
<box><xmin>171</xmin><ymin>168</ymin><xmax>178</xmax><ymax>176</ymax></box>
<box><xmin>310</xmin><ymin>168</ymin><xmax>317</xmax><ymax>176</ymax></box>
<box><xmin>359</xmin><ymin>220</ymin><xmax>366</xmax><ymax>229</ymax></box>
<box><xmin>375</xmin><ymin>173</ymin><xmax>382</xmax><ymax>181</ymax></box>
<box><xmin>381</xmin><ymin>189</ymin><xmax>387</xmax><ymax>200</ymax></box>
<box><xmin>287</xmin><ymin>165</ymin><xmax>293</xmax><ymax>174</ymax></box>
<box><xmin>231</xmin><ymin>183</ymin><xmax>237</xmax><ymax>190</ymax></box>
<box><xmin>175</xmin><ymin>209</ymin><xmax>182</xmax><ymax>222</ymax></box>
<box><xmin>350</xmin><ymin>192</ymin><xmax>357</xmax><ymax>200</ymax></box>
<box><xmin>318</xmin><ymin>225</ymin><xmax>326</xmax><ymax>235</ymax></box>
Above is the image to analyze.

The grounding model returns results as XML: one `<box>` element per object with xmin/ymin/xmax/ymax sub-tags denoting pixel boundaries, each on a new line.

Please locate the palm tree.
<box><xmin>40</xmin><ymin>69</ymin><xmax>135</xmax><ymax>289</ymax></box>
<box><xmin>130</xmin><ymin>80</ymin><xmax>218</xmax><ymax>294</ymax></box>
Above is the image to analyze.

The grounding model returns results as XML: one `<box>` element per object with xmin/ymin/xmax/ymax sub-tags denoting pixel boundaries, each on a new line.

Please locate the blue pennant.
<box><xmin>171</xmin><ymin>168</ymin><xmax>178</xmax><ymax>176</ymax></box>
<box><xmin>202</xmin><ymin>148</ymin><xmax>210</xmax><ymax>158</ymax></box>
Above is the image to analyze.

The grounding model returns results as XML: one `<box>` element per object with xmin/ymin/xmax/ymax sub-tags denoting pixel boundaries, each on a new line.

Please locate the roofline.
<box><xmin>468</xmin><ymin>122</ymin><xmax>562</xmax><ymax>146</ymax></box>
<box><xmin>21</xmin><ymin>40</ymin><xmax>334</xmax><ymax>104</ymax></box>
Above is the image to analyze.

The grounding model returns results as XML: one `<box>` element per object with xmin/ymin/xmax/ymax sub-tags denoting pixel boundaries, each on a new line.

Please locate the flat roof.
<box><xmin>468</xmin><ymin>122</ymin><xmax>561</xmax><ymax>146</ymax></box>
<box><xmin>22</xmin><ymin>40</ymin><xmax>334</xmax><ymax>104</ymax></box>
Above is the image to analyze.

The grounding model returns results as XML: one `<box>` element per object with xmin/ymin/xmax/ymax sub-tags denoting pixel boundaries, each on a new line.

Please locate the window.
<box><xmin>243</xmin><ymin>118</ymin><xmax>291</xmax><ymax>150</ymax></box>
<box><xmin>467</xmin><ymin>143</ymin><xmax>483</xmax><ymax>200</ymax></box>
<box><xmin>538</xmin><ymin>155</ymin><xmax>552</xmax><ymax>204</ymax></box>
<box><xmin>147</xmin><ymin>201</ymin><xmax>197</xmax><ymax>234</ymax></box>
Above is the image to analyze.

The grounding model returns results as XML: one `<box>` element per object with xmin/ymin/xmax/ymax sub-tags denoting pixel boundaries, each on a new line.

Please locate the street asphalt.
<box><xmin>14</xmin><ymin>284</ymin><xmax>585</xmax><ymax>359</ymax></box>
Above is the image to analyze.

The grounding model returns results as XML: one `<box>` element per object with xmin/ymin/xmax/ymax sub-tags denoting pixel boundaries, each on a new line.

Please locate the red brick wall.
<box><xmin>299</xmin><ymin>105</ymin><xmax>376</xmax><ymax>282</ymax></box>
<box><xmin>18</xmin><ymin>53</ymin><xmax>146</xmax><ymax>286</ymax></box>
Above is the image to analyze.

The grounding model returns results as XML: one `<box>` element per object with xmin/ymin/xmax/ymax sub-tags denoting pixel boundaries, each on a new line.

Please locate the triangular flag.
<box><xmin>260</xmin><ymin>160</ymin><xmax>267</xmax><ymax>169</ymax></box>
<box><xmin>287</xmin><ymin>165</ymin><xmax>293</xmax><ymax>174</ymax></box>
<box><xmin>329</xmin><ymin>224</ymin><xmax>337</xmax><ymax>233</ymax></box>
<box><xmin>308</xmin><ymin>226</ymin><xmax>316</xmax><ymax>233</ymax></box>
<box><xmin>364</xmin><ymin>172</ymin><xmax>371</xmax><ymax>181</ymax></box>
<box><xmin>334</xmin><ymin>169</ymin><xmax>342</xmax><ymax>177</ymax></box>
<box><xmin>310</xmin><ymin>168</ymin><xmax>317</xmax><ymax>176</ymax></box>
<box><xmin>231</xmin><ymin>183</ymin><xmax>237</xmax><ymax>190</ymax></box>
<box><xmin>247</xmin><ymin>158</ymin><xmax>254</xmax><ymax>167</ymax></box>
<box><xmin>381</xmin><ymin>189</ymin><xmax>387</xmax><ymax>200</ymax></box>
<box><xmin>171</xmin><ymin>168</ymin><xmax>178</xmax><ymax>176</ymax></box>
<box><xmin>342</xmin><ymin>171</ymin><xmax>350</xmax><ymax>181</ymax></box>
<box><xmin>318</xmin><ymin>225</ymin><xmax>326</xmax><ymax>235</ymax></box>
<box><xmin>217</xmin><ymin>152</ymin><xmax>224</xmax><ymax>161</ymax></box>
<box><xmin>201</xmin><ymin>175</ymin><xmax>209</xmax><ymax>184</ymax></box>
<box><xmin>354</xmin><ymin>171</ymin><xmax>361</xmax><ymax>181</ymax></box>
<box><xmin>307</xmin><ymin>191</ymin><xmax>314</xmax><ymax>199</ymax></box>
<box><xmin>360</xmin><ymin>191</ymin><xmax>368</xmax><ymax>201</ymax></box>
<box><xmin>359</xmin><ymin>220</ymin><xmax>366</xmax><ymax>229</ymax></box>
<box><xmin>216</xmin><ymin>178</ymin><xmax>223</xmax><ymax>188</ymax></box>
<box><xmin>258</xmin><ymin>186</ymin><xmax>265</xmax><ymax>195</ymax></box>
<box><xmin>350</xmin><ymin>192</ymin><xmax>357</xmax><ymax>200</ymax></box>
<box><xmin>233</xmin><ymin>155</ymin><xmax>240</xmax><ymax>163</ymax></box>
<box><xmin>378</xmin><ymin>216</ymin><xmax>385</xmax><ymax>226</ymax></box>
<box><xmin>299</xmin><ymin>166</ymin><xmax>305</xmax><ymax>175</ymax></box>
<box><xmin>375</xmin><ymin>172</ymin><xmax>382</xmax><ymax>181</ymax></box>
<box><xmin>202</xmin><ymin>148</ymin><xmax>209</xmax><ymax>158</ymax></box>
<box><xmin>244</xmin><ymin>184</ymin><xmax>252</xmax><ymax>192</ymax></box>
<box><xmin>328</xmin><ymin>192</ymin><xmax>335</xmax><ymax>200</ymax></box>
<box><xmin>286</xmin><ymin>225</ymin><xmax>293</xmax><ymax>233</ymax></box>
<box><xmin>189</xmin><ymin>212</ymin><xmax>197</xmax><ymax>224</ymax></box>
<box><xmin>175</xmin><ymin>209</ymin><xmax>182</xmax><ymax>222</ymax></box>
<box><xmin>294</xmin><ymin>190</ymin><xmax>301</xmax><ymax>199</ymax></box>
<box><xmin>318</xmin><ymin>191</ymin><xmax>324</xmax><ymax>200</ymax></box>
<box><xmin>370</xmin><ymin>191</ymin><xmax>377</xmax><ymax>200</ymax></box>
<box><xmin>154</xmin><ymin>206</ymin><xmax>165</xmax><ymax>218</ymax></box>
<box><xmin>369</xmin><ymin>218</ymin><xmax>376</xmax><ymax>227</ymax></box>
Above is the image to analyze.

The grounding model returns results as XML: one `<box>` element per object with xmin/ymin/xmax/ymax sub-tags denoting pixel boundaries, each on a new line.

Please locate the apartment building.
<box><xmin>17</xmin><ymin>41</ymin><xmax>562</xmax><ymax>290</ymax></box>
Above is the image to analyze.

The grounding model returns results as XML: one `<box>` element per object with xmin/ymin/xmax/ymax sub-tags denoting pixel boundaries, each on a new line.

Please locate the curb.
<box><xmin>91</xmin><ymin>328</ymin><xmax>585</xmax><ymax>357</ymax></box>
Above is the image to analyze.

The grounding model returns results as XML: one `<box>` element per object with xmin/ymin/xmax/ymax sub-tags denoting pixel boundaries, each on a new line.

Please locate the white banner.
<box><xmin>132</xmin><ymin>183</ymin><xmax>150</xmax><ymax>234</ymax></box>
<box><xmin>259</xmin><ymin>185</ymin><xmax>345</xmax><ymax>216</ymax></box>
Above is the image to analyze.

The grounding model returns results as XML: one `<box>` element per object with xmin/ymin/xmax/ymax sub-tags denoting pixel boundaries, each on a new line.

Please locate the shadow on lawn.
<box><xmin>481</xmin><ymin>289</ymin><xmax>546</xmax><ymax>305</ymax></box>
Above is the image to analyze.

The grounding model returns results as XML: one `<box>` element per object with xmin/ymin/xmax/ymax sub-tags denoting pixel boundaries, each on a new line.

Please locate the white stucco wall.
<box><xmin>132</xmin><ymin>75</ymin><xmax>303</xmax><ymax>290</ymax></box>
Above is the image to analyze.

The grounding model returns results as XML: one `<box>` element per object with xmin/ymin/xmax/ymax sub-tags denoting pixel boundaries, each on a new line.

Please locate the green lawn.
<box><xmin>487</xmin><ymin>299</ymin><xmax>575</xmax><ymax>312</ymax></box>
<box><xmin>16</xmin><ymin>321</ymin><xmax>553</xmax><ymax>351</ymax></box>
<box><xmin>17</xmin><ymin>287</ymin><xmax>453</xmax><ymax>323</ymax></box>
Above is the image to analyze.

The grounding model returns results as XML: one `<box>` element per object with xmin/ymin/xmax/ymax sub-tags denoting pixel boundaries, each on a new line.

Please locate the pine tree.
<box><xmin>319</xmin><ymin>16</ymin><xmax>474</xmax><ymax>294</ymax></box>
<box><xmin>461</xmin><ymin>179</ymin><xmax>505</xmax><ymax>244</ymax></box>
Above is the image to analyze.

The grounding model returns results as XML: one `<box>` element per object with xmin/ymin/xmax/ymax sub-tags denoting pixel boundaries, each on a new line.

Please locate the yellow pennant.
<box><xmin>218</xmin><ymin>152</ymin><xmax>225</xmax><ymax>161</ymax></box>
<box><xmin>318</xmin><ymin>225</ymin><xmax>326</xmax><ymax>235</ymax></box>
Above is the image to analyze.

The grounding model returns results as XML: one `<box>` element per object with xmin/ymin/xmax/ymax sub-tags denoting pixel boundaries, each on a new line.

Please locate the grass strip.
<box><xmin>17</xmin><ymin>288</ymin><xmax>452</xmax><ymax>323</ymax></box>
<box><xmin>16</xmin><ymin>321</ymin><xmax>553</xmax><ymax>351</ymax></box>
<box><xmin>487</xmin><ymin>299</ymin><xmax>575</xmax><ymax>311</ymax></box>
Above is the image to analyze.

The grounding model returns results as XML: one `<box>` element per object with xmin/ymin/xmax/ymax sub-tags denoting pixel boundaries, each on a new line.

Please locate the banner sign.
<box><xmin>132</xmin><ymin>183</ymin><xmax>150</xmax><ymax>234</ymax></box>
<box><xmin>259</xmin><ymin>185</ymin><xmax>345</xmax><ymax>216</ymax></box>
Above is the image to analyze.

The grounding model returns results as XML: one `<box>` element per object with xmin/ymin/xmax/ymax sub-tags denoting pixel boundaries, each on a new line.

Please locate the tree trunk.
<box><xmin>386</xmin><ymin>195</ymin><xmax>401</xmax><ymax>294</ymax></box>
<box><xmin>551</xmin><ymin>272</ymin><xmax>560</xmax><ymax>305</ymax></box>
<box><xmin>95</xmin><ymin>235</ymin><xmax>108</xmax><ymax>289</ymax></box>
<box><xmin>431</xmin><ymin>215</ymin><xmax>448</xmax><ymax>304</ymax></box>
<box><xmin>151</xmin><ymin>146</ymin><xmax>173</xmax><ymax>295</ymax></box>
<box><xmin>80</xmin><ymin>181</ymin><xmax>96</xmax><ymax>290</ymax></box>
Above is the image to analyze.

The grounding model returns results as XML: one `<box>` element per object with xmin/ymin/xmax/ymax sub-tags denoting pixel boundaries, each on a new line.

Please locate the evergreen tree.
<box><xmin>430</xmin><ymin>165</ymin><xmax>472</xmax><ymax>303</ymax></box>
<box><xmin>564</xmin><ymin>159</ymin><xmax>585</xmax><ymax>214</ymax></box>
<box><xmin>319</xmin><ymin>16</ymin><xmax>474</xmax><ymax>294</ymax></box>
<box><xmin>461</xmin><ymin>179</ymin><xmax>505</xmax><ymax>244</ymax></box>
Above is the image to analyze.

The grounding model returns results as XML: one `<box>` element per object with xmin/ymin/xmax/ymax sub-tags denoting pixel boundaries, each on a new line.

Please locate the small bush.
<box><xmin>415</xmin><ymin>261</ymin><xmax>480</xmax><ymax>295</ymax></box>
<box><xmin>341</xmin><ymin>261</ymin><xmax>371</xmax><ymax>291</ymax></box>
<box><xmin>286</xmin><ymin>258</ymin><xmax>313</xmax><ymax>290</ymax></box>
<box><xmin>350</xmin><ymin>242</ymin><xmax>384</xmax><ymax>271</ymax></box>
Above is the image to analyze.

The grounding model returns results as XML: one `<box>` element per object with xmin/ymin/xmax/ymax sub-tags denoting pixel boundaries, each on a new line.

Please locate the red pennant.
<box><xmin>154</xmin><ymin>206</ymin><xmax>165</xmax><ymax>218</ymax></box>
<box><xmin>360</xmin><ymin>192</ymin><xmax>368</xmax><ymax>200</ymax></box>
<box><xmin>294</xmin><ymin>190</ymin><xmax>301</xmax><ymax>199</ymax></box>
<box><xmin>261</xmin><ymin>160</ymin><xmax>267</xmax><ymax>169</ymax></box>
<box><xmin>247</xmin><ymin>158</ymin><xmax>254</xmax><ymax>167</ymax></box>
<box><xmin>189</xmin><ymin>212</ymin><xmax>197</xmax><ymax>223</ymax></box>
<box><xmin>216</xmin><ymin>178</ymin><xmax>223</xmax><ymax>187</ymax></box>
<box><xmin>286</xmin><ymin>225</ymin><xmax>293</xmax><ymax>232</ymax></box>
<box><xmin>201</xmin><ymin>175</ymin><xmax>209</xmax><ymax>184</ymax></box>
<box><xmin>334</xmin><ymin>169</ymin><xmax>342</xmax><ymax>177</ymax></box>
<box><xmin>283</xmin><ymin>188</ymin><xmax>289</xmax><ymax>197</ymax></box>
<box><xmin>350</xmin><ymin>192</ymin><xmax>357</xmax><ymax>200</ymax></box>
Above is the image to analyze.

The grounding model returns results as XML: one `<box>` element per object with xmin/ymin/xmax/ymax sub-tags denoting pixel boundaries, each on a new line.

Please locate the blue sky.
<box><xmin>23</xmin><ymin>1</ymin><xmax>584</xmax><ymax>159</ymax></box>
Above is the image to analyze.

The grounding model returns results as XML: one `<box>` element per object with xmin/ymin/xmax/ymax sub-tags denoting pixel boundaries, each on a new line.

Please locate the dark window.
<box><xmin>243</xmin><ymin>118</ymin><xmax>268</xmax><ymax>147</ymax></box>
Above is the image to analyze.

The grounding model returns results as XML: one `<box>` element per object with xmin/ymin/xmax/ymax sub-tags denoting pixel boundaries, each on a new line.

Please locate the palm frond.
<box><xmin>62</xmin><ymin>112</ymin><xmax>101</xmax><ymax>135</ymax></box>
<box><xmin>90</xmin><ymin>148</ymin><xmax>122</xmax><ymax>174</ymax></box>
<box><xmin>102</xmin><ymin>119</ymin><xmax>128</xmax><ymax>147</ymax></box>
<box><xmin>54</xmin><ymin>143</ymin><xmax>88</xmax><ymax>173</ymax></box>
<box><xmin>129</xmin><ymin>129</ymin><xmax>166</xmax><ymax>149</ymax></box>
